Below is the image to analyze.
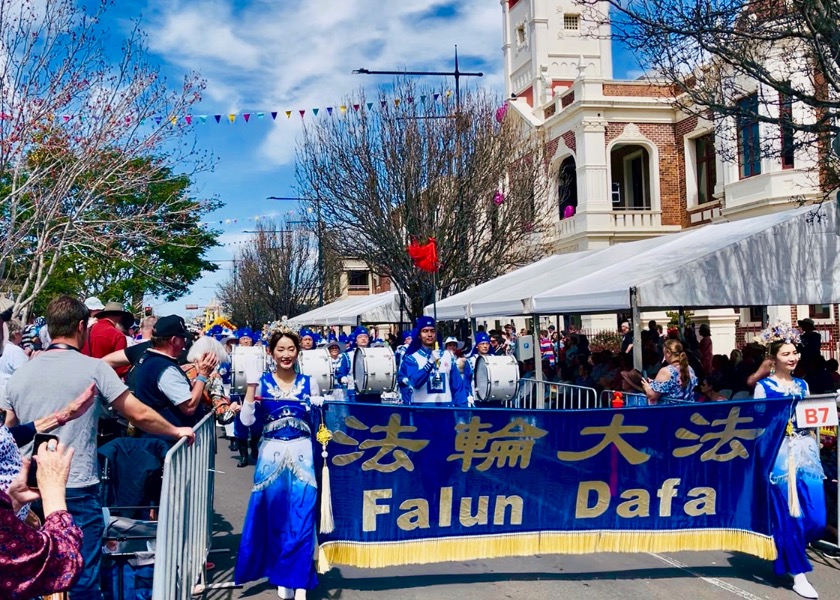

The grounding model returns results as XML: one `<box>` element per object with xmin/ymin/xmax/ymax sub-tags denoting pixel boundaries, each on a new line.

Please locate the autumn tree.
<box><xmin>0</xmin><ymin>0</ymin><xmax>208</xmax><ymax>314</ymax></box>
<box><xmin>216</xmin><ymin>220</ymin><xmax>327</xmax><ymax>326</ymax></box>
<box><xmin>581</xmin><ymin>0</ymin><xmax>840</xmax><ymax>187</ymax></box>
<box><xmin>295</xmin><ymin>81</ymin><xmax>551</xmax><ymax>318</ymax></box>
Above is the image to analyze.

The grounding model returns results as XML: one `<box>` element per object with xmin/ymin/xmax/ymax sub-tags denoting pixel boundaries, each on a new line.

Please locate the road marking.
<box><xmin>647</xmin><ymin>553</ymin><xmax>765</xmax><ymax>600</ymax></box>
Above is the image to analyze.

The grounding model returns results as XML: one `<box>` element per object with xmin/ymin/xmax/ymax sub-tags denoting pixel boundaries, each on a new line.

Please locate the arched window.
<box><xmin>558</xmin><ymin>156</ymin><xmax>577</xmax><ymax>220</ymax></box>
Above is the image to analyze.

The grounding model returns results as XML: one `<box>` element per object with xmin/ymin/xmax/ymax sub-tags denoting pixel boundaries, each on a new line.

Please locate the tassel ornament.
<box><xmin>317</xmin><ymin>423</ymin><xmax>335</xmax><ymax>534</ymax></box>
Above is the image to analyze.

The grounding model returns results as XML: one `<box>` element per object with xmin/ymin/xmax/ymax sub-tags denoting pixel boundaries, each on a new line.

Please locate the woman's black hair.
<box><xmin>269</xmin><ymin>330</ymin><xmax>301</xmax><ymax>353</ymax></box>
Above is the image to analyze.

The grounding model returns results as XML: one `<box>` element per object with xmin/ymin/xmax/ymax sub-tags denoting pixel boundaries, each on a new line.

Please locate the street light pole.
<box><xmin>353</xmin><ymin>46</ymin><xmax>482</xmax><ymax>323</ymax></box>
<box><xmin>266</xmin><ymin>196</ymin><xmax>325</xmax><ymax>307</ymax></box>
<box><xmin>352</xmin><ymin>45</ymin><xmax>483</xmax><ymax>112</ymax></box>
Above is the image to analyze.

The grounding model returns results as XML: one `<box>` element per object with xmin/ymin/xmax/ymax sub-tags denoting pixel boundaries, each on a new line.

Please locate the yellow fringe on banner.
<box><xmin>318</xmin><ymin>529</ymin><xmax>776</xmax><ymax>572</ymax></box>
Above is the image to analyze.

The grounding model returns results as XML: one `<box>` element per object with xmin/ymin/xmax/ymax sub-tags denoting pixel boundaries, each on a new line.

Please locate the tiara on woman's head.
<box><xmin>754</xmin><ymin>320</ymin><xmax>801</xmax><ymax>347</ymax></box>
<box><xmin>267</xmin><ymin>320</ymin><xmax>300</xmax><ymax>338</ymax></box>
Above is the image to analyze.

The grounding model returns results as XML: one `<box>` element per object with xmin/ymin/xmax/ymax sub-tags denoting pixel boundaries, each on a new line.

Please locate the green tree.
<box><xmin>27</xmin><ymin>160</ymin><xmax>220</xmax><ymax>315</ymax></box>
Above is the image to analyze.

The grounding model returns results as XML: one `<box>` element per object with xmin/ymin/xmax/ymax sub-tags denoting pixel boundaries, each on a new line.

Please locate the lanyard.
<box><xmin>47</xmin><ymin>343</ymin><xmax>81</xmax><ymax>353</ymax></box>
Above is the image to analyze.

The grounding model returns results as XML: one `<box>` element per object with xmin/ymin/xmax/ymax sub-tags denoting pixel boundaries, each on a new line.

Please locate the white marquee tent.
<box><xmin>428</xmin><ymin>202</ymin><xmax>840</xmax><ymax>318</ymax></box>
<box><xmin>288</xmin><ymin>291</ymin><xmax>405</xmax><ymax>327</ymax></box>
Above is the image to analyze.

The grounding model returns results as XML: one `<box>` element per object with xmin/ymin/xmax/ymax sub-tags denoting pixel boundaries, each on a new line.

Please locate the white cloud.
<box><xmin>144</xmin><ymin>0</ymin><xmax>505</xmax><ymax>167</ymax></box>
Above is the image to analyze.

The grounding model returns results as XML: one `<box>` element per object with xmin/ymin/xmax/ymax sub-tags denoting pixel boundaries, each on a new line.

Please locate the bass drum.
<box><xmin>475</xmin><ymin>355</ymin><xmax>520</xmax><ymax>402</ymax></box>
<box><xmin>230</xmin><ymin>346</ymin><xmax>269</xmax><ymax>396</ymax></box>
<box><xmin>297</xmin><ymin>348</ymin><xmax>334</xmax><ymax>394</ymax></box>
<box><xmin>353</xmin><ymin>347</ymin><xmax>396</xmax><ymax>394</ymax></box>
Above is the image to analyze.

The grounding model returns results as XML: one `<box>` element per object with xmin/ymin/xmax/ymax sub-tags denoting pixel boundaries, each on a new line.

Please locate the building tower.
<box><xmin>501</xmin><ymin>0</ymin><xmax>612</xmax><ymax>110</ymax></box>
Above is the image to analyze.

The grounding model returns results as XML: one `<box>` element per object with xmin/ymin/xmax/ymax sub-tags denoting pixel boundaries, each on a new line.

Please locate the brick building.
<box><xmin>500</xmin><ymin>0</ymin><xmax>835</xmax><ymax>355</ymax></box>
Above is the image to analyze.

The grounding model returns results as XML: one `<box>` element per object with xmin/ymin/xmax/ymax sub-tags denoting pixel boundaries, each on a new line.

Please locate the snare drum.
<box><xmin>297</xmin><ymin>348</ymin><xmax>334</xmax><ymax>394</ymax></box>
<box><xmin>475</xmin><ymin>355</ymin><xmax>520</xmax><ymax>402</ymax></box>
<box><xmin>230</xmin><ymin>346</ymin><xmax>269</xmax><ymax>396</ymax></box>
<box><xmin>353</xmin><ymin>347</ymin><xmax>396</xmax><ymax>394</ymax></box>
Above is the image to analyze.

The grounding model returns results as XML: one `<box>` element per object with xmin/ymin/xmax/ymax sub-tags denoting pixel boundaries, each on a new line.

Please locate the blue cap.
<box><xmin>407</xmin><ymin>317</ymin><xmax>435</xmax><ymax>355</ymax></box>
<box><xmin>352</xmin><ymin>326</ymin><xmax>369</xmax><ymax>339</ymax></box>
<box><xmin>300</xmin><ymin>328</ymin><xmax>316</xmax><ymax>341</ymax></box>
<box><xmin>236</xmin><ymin>327</ymin><xmax>254</xmax><ymax>340</ymax></box>
<box><xmin>475</xmin><ymin>331</ymin><xmax>490</xmax><ymax>345</ymax></box>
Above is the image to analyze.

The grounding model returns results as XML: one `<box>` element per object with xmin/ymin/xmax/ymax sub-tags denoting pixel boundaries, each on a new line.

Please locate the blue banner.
<box><xmin>317</xmin><ymin>399</ymin><xmax>794</xmax><ymax>569</ymax></box>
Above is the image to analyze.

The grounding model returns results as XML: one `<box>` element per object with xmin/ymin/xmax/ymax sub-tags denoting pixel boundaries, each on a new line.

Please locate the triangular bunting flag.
<box><xmin>285</xmin><ymin>110</ymin><xmax>292</xmax><ymax>119</ymax></box>
<box><xmin>214</xmin><ymin>115</ymin><xmax>222</xmax><ymax>123</ymax></box>
<box><xmin>299</xmin><ymin>109</ymin><xmax>305</xmax><ymax>118</ymax></box>
<box><xmin>433</xmin><ymin>93</ymin><xmax>440</xmax><ymax>101</ymax></box>
<box><xmin>339</xmin><ymin>105</ymin><xmax>347</xmax><ymax>114</ymax></box>
<box><xmin>327</xmin><ymin>107</ymin><xmax>333</xmax><ymax>116</ymax></box>
<box><xmin>154</xmin><ymin>116</ymin><xmax>162</xmax><ymax>125</ymax></box>
<box><xmin>367</xmin><ymin>102</ymin><xmax>373</xmax><ymax>110</ymax></box>
<box><xmin>124</xmin><ymin>116</ymin><xmax>131</xmax><ymax>125</ymax></box>
<box><xmin>394</xmin><ymin>99</ymin><xmax>400</xmax><ymax>107</ymax></box>
<box><xmin>446</xmin><ymin>90</ymin><xmax>452</xmax><ymax>97</ymax></box>
<box><xmin>407</xmin><ymin>97</ymin><xmax>414</xmax><ymax>104</ymax></box>
<box><xmin>169</xmin><ymin>116</ymin><xmax>177</xmax><ymax>126</ymax></box>
<box><xmin>312</xmin><ymin>108</ymin><xmax>319</xmax><ymax>116</ymax></box>
<box><xmin>199</xmin><ymin>115</ymin><xmax>207</xmax><ymax>124</ymax></box>
<box><xmin>271</xmin><ymin>111</ymin><xmax>278</xmax><ymax>120</ymax></box>
<box><xmin>228</xmin><ymin>114</ymin><xmax>236</xmax><ymax>123</ymax></box>
<box><xmin>63</xmin><ymin>115</ymin><xmax>71</xmax><ymax>122</ymax></box>
<box><xmin>420</xmin><ymin>95</ymin><xmax>427</xmax><ymax>103</ymax></box>
<box><xmin>380</xmin><ymin>100</ymin><xmax>387</xmax><ymax>108</ymax></box>
<box><xmin>140</xmin><ymin>118</ymin><xmax>146</xmax><ymax>126</ymax></box>
<box><xmin>185</xmin><ymin>115</ymin><xmax>192</xmax><ymax>125</ymax></box>
<box><xmin>257</xmin><ymin>112</ymin><xmax>265</xmax><ymax>119</ymax></box>
<box><xmin>243</xmin><ymin>113</ymin><xmax>251</xmax><ymax>122</ymax></box>
<box><xmin>353</xmin><ymin>104</ymin><xmax>360</xmax><ymax>111</ymax></box>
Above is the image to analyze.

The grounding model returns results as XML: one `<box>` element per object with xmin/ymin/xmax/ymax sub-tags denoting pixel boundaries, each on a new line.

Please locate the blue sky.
<box><xmin>101</xmin><ymin>1</ymin><xmax>641</xmax><ymax>319</ymax></box>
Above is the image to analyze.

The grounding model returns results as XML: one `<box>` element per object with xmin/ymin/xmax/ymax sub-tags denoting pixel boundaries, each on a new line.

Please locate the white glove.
<box><xmin>432</xmin><ymin>349</ymin><xmax>443</xmax><ymax>362</ymax></box>
<box><xmin>340</xmin><ymin>376</ymin><xmax>350</xmax><ymax>385</ymax></box>
<box><xmin>244</xmin><ymin>362</ymin><xmax>262</xmax><ymax>385</ymax></box>
<box><xmin>310</xmin><ymin>395</ymin><xmax>325</xmax><ymax>407</ymax></box>
<box><xmin>468</xmin><ymin>396</ymin><xmax>475</xmax><ymax>407</ymax></box>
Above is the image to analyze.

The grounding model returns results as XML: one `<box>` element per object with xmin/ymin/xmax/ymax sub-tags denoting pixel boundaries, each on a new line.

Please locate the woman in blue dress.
<box><xmin>640</xmin><ymin>339</ymin><xmax>698</xmax><ymax>403</ymax></box>
<box><xmin>235</xmin><ymin>328</ymin><xmax>322</xmax><ymax>600</ymax></box>
<box><xmin>752</xmin><ymin>327</ymin><xmax>825</xmax><ymax>600</ymax></box>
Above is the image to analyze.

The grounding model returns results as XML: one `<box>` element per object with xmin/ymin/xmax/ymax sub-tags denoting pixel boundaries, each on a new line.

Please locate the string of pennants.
<box><xmin>14</xmin><ymin>91</ymin><xmax>455</xmax><ymax>126</ymax></box>
<box><xmin>199</xmin><ymin>211</ymin><xmax>300</xmax><ymax>228</ymax></box>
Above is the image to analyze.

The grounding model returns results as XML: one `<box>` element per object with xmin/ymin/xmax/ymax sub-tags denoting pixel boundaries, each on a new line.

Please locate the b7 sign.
<box><xmin>795</xmin><ymin>398</ymin><xmax>839</xmax><ymax>428</ymax></box>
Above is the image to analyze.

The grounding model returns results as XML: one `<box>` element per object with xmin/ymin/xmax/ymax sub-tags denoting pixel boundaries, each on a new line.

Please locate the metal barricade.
<box><xmin>152</xmin><ymin>412</ymin><xmax>217</xmax><ymax>599</ymax></box>
<box><xmin>510</xmin><ymin>379</ymin><xmax>599</xmax><ymax>409</ymax></box>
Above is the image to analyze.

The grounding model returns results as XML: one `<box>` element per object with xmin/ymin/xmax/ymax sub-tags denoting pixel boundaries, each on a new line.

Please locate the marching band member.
<box><xmin>752</xmin><ymin>323</ymin><xmax>826</xmax><ymax>600</ymax></box>
<box><xmin>232</xmin><ymin>326</ymin><xmax>262</xmax><ymax>467</ymax></box>
<box><xmin>299</xmin><ymin>328</ymin><xmax>317</xmax><ymax>351</ymax></box>
<box><xmin>325</xmin><ymin>339</ymin><xmax>350</xmax><ymax>400</ymax></box>
<box><xmin>463</xmin><ymin>331</ymin><xmax>492</xmax><ymax>406</ymax></box>
<box><xmin>345</xmin><ymin>326</ymin><xmax>382</xmax><ymax>403</ymax></box>
<box><xmin>235</xmin><ymin>327</ymin><xmax>322</xmax><ymax>600</ymax></box>
<box><xmin>398</xmin><ymin>317</ymin><xmax>467</xmax><ymax>407</ymax></box>
<box><xmin>394</xmin><ymin>330</ymin><xmax>414</xmax><ymax>370</ymax></box>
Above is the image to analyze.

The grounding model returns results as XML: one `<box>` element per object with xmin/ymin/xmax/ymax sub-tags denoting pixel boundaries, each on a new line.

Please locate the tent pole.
<box><xmin>678</xmin><ymin>307</ymin><xmax>685</xmax><ymax>331</ymax></box>
<box><xmin>533</xmin><ymin>313</ymin><xmax>544</xmax><ymax>409</ymax></box>
<box><xmin>631</xmin><ymin>288</ymin><xmax>643</xmax><ymax>372</ymax></box>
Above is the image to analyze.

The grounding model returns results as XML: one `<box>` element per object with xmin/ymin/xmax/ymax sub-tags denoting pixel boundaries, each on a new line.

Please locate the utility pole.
<box><xmin>353</xmin><ymin>46</ymin><xmax>483</xmax><ymax>322</ymax></box>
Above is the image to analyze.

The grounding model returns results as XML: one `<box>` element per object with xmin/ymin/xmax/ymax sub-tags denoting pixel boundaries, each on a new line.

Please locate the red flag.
<box><xmin>407</xmin><ymin>237</ymin><xmax>438</xmax><ymax>272</ymax></box>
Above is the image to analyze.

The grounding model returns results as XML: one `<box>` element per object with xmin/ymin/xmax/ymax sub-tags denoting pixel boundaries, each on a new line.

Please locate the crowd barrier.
<box><xmin>509</xmin><ymin>379</ymin><xmax>600</xmax><ymax>409</ymax></box>
<box><xmin>152</xmin><ymin>412</ymin><xmax>220</xmax><ymax>600</ymax></box>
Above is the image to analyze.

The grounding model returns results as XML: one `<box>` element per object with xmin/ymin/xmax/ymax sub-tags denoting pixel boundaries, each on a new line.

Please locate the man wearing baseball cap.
<box><xmin>130</xmin><ymin>315</ymin><xmax>217</xmax><ymax>430</ymax></box>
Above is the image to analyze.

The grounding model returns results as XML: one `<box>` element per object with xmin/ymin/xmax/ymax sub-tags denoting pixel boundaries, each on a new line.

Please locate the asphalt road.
<box><xmin>205</xmin><ymin>426</ymin><xmax>840</xmax><ymax>600</ymax></box>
